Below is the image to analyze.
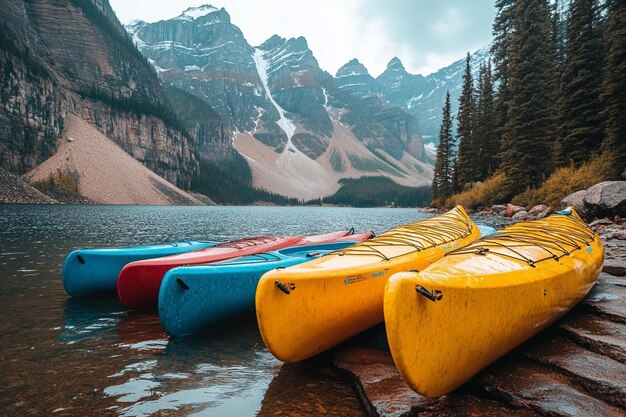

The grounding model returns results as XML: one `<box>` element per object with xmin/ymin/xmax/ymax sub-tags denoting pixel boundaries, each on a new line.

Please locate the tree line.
<box><xmin>432</xmin><ymin>0</ymin><xmax>625</xmax><ymax>206</ymax></box>
<box><xmin>319</xmin><ymin>177</ymin><xmax>432</xmax><ymax>208</ymax></box>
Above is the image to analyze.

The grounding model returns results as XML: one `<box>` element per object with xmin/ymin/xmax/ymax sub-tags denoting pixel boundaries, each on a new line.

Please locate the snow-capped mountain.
<box><xmin>336</xmin><ymin>47</ymin><xmax>491</xmax><ymax>144</ymax></box>
<box><xmin>335</xmin><ymin>59</ymin><xmax>380</xmax><ymax>98</ymax></box>
<box><xmin>399</xmin><ymin>47</ymin><xmax>491</xmax><ymax>144</ymax></box>
<box><xmin>126</xmin><ymin>5</ymin><xmax>431</xmax><ymax>200</ymax></box>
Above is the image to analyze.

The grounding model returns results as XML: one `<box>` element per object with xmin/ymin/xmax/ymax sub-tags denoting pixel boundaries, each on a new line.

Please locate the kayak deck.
<box><xmin>384</xmin><ymin>209</ymin><xmax>604</xmax><ymax>397</ymax></box>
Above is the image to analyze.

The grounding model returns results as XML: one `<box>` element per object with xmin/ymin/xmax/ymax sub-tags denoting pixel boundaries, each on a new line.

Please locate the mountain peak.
<box><xmin>258</xmin><ymin>34</ymin><xmax>286</xmax><ymax>51</ymax></box>
<box><xmin>177</xmin><ymin>4</ymin><xmax>220</xmax><ymax>21</ymax></box>
<box><xmin>336</xmin><ymin>58</ymin><xmax>370</xmax><ymax>78</ymax></box>
<box><xmin>386</xmin><ymin>57</ymin><xmax>405</xmax><ymax>71</ymax></box>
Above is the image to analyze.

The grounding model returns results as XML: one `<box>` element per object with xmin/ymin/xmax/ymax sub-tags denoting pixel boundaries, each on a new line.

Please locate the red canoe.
<box><xmin>117</xmin><ymin>230</ymin><xmax>352</xmax><ymax>309</ymax></box>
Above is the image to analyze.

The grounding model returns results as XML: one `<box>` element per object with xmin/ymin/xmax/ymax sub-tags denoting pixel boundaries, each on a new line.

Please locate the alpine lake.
<box><xmin>0</xmin><ymin>205</ymin><xmax>508</xmax><ymax>416</ymax></box>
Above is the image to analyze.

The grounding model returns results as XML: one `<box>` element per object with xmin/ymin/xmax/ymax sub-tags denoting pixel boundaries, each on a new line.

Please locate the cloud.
<box><xmin>109</xmin><ymin>0</ymin><xmax>495</xmax><ymax>77</ymax></box>
<box><xmin>354</xmin><ymin>0</ymin><xmax>496</xmax><ymax>75</ymax></box>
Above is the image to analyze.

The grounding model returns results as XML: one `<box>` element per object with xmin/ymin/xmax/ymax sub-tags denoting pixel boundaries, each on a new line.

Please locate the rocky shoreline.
<box><xmin>334</xmin><ymin>184</ymin><xmax>626</xmax><ymax>417</ymax></box>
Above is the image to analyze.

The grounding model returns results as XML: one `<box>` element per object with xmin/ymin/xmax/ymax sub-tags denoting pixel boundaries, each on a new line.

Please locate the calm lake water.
<box><xmin>0</xmin><ymin>205</ymin><xmax>508</xmax><ymax>416</ymax></box>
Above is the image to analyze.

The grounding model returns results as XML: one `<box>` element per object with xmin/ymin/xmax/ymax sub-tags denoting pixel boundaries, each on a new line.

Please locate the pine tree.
<box><xmin>454</xmin><ymin>53</ymin><xmax>476</xmax><ymax>191</ymax></box>
<box><xmin>552</xmin><ymin>0</ymin><xmax>568</xmax><ymax>78</ymax></box>
<box><xmin>558</xmin><ymin>0</ymin><xmax>605</xmax><ymax>167</ymax></box>
<box><xmin>432</xmin><ymin>91</ymin><xmax>455</xmax><ymax>201</ymax></box>
<box><xmin>500</xmin><ymin>0</ymin><xmax>559</xmax><ymax>197</ymax></box>
<box><xmin>600</xmin><ymin>0</ymin><xmax>626</xmax><ymax>179</ymax></box>
<box><xmin>491</xmin><ymin>0</ymin><xmax>517</xmax><ymax>155</ymax></box>
<box><xmin>474</xmin><ymin>61</ymin><xmax>498</xmax><ymax>180</ymax></box>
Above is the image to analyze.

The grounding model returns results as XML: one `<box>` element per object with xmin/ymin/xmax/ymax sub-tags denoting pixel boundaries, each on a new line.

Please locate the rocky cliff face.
<box><xmin>128</xmin><ymin>6</ymin><xmax>430</xmax><ymax>199</ymax></box>
<box><xmin>335</xmin><ymin>59</ymin><xmax>380</xmax><ymax>99</ymax></box>
<box><xmin>377</xmin><ymin>58</ymin><xmax>427</xmax><ymax>109</ymax></box>
<box><xmin>127</xmin><ymin>6</ymin><xmax>272</xmax><ymax>134</ymax></box>
<box><xmin>0</xmin><ymin>0</ymin><xmax>199</xmax><ymax>187</ymax></box>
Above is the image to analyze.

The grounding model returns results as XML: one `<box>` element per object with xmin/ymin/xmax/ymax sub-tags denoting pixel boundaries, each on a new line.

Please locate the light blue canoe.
<box><xmin>159</xmin><ymin>241</ymin><xmax>358</xmax><ymax>338</ymax></box>
<box><xmin>62</xmin><ymin>241</ymin><xmax>216</xmax><ymax>297</ymax></box>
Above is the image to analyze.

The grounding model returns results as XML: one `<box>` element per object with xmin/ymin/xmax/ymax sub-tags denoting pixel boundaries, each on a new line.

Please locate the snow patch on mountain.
<box><xmin>177</xmin><ymin>5</ymin><xmax>219</xmax><ymax>21</ymax></box>
<box><xmin>252</xmin><ymin>48</ymin><xmax>296</xmax><ymax>139</ymax></box>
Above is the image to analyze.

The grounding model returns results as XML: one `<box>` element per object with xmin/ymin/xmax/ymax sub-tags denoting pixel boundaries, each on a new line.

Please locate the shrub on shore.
<box><xmin>31</xmin><ymin>168</ymin><xmax>81</xmax><ymax>195</ymax></box>
<box><xmin>437</xmin><ymin>154</ymin><xmax>610</xmax><ymax>211</ymax></box>
<box><xmin>511</xmin><ymin>155</ymin><xmax>610</xmax><ymax>209</ymax></box>
<box><xmin>435</xmin><ymin>173</ymin><xmax>507</xmax><ymax>210</ymax></box>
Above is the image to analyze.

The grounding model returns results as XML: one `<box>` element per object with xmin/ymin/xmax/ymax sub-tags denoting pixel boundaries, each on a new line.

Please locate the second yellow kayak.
<box><xmin>256</xmin><ymin>206</ymin><xmax>481</xmax><ymax>362</ymax></box>
<box><xmin>384</xmin><ymin>208</ymin><xmax>603</xmax><ymax>397</ymax></box>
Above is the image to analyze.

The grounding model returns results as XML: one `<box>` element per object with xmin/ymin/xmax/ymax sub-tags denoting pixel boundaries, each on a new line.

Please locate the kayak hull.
<box><xmin>118</xmin><ymin>231</ymin><xmax>351</xmax><ymax>309</ymax></box>
<box><xmin>62</xmin><ymin>241</ymin><xmax>215</xmax><ymax>297</ymax></box>
<box><xmin>256</xmin><ymin>207</ymin><xmax>481</xmax><ymax>363</ymax></box>
<box><xmin>384</xmin><ymin>210</ymin><xmax>604</xmax><ymax>397</ymax></box>
<box><xmin>159</xmin><ymin>241</ymin><xmax>364</xmax><ymax>338</ymax></box>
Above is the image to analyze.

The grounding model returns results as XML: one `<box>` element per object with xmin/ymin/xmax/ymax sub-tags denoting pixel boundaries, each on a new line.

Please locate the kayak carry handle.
<box><xmin>416</xmin><ymin>285</ymin><xmax>443</xmax><ymax>302</ymax></box>
<box><xmin>349</xmin><ymin>227</ymin><xmax>355</xmax><ymax>235</ymax></box>
<box><xmin>306</xmin><ymin>252</ymin><xmax>321</xmax><ymax>258</ymax></box>
<box><xmin>76</xmin><ymin>254</ymin><xmax>86</xmax><ymax>264</ymax></box>
<box><xmin>176</xmin><ymin>276</ymin><xmax>190</xmax><ymax>291</ymax></box>
<box><xmin>275</xmin><ymin>280</ymin><xmax>291</xmax><ymax>295</ymax></box>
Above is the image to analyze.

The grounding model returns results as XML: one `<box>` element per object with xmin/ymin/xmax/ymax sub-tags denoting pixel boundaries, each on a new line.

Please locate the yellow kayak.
<box><xmin>256</xmin><ymin>206</ymin><xmax>481</xmax><ymax>362</ymax></box>
<box><xmin>384</xmin><ymin>208</ymin><xmax>603</xmax><ymax>397</ymax></box>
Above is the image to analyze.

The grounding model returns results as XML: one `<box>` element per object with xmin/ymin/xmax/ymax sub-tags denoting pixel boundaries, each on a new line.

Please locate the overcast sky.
<box><xmin>109</xmin><ymin>0</ymin><xmax>496</xmax><ymax>77</ymax></box>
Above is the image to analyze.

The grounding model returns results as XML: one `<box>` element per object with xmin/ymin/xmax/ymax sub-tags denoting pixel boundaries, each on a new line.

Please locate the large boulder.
<box><xmin>505</xmin><ymin>203</ymin><xmax>526</xmax><ymax>217</ymax></box>
<box><xmin>491</xmin><ymin>204</ymin><xmax>507</xmax><ymax>214</ymax></box>
<box><xmin>561</xmin><ymin>190</ymin><xmax>588</xmax><ymax>217</ymax></box>
<box><xmin>583</xmin><ymin>181</ymin><xmax>626</xmax><ymax>220</ymax></box>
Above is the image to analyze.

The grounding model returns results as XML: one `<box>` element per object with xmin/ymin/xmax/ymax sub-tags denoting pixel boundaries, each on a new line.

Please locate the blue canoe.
<box><xmin>62</xmin><ymin>241</ymin><xmax>216</xmax><ymax>297</ymax></box>
<box><xmin>159</xmin><ymin>241</ymin><xmax>358</xmax><ymax>337</ymax></box>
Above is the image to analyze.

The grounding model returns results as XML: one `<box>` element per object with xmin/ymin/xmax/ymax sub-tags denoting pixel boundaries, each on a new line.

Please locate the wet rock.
<box><xmin>512</xmin><ymin>210</ymin><xmax>529</xmax><ymax>221</ymax></box>
<box><xmin>590</xmin><ymin>218</ymin><xmax>615</xmax><ymax>227</ymax></box>
<box><xmin>505</xmin><ymin>204</ymin><xmax>526</xmax><ymax>217</ymax></box>
<box><xmin>522</xmin><ymin>334</ymin><xmax>626</xmax><ymax>408</ymax></box>
<box><xmin>480</xmin><ymin>359</ymin><xmax>624</xmax><ymax>417</ymax></box>
<box><xmin>561</xmin><ymin>190</ymin><xmax>588</xmax><ymax>217</ymax></box>
<box><xmin>492</xmin><ymin>204</ymin><xmax>507</xmax><ymax>214</ymax></box>
<box><xmin>334</xmin><ymin>348</ymin><xmax>533</xmax><ymax>417</ymax></box>
<box><xmin>419</xmin><ymin>394</ymin><xmax>538</xmax><ymax>417</ymax></box>
<box><xmin>334</xmin><ymin>347</ymin><xmax>437</xmax><ymax>416</ymax></box>
<box><xmin>420</xmin><ymin>208</ymin><xmax>439</xmax><ymax>214</ymax></box>
<box><xmin>584</xmin><ymin>181</ymin><xmax>626</xmax><ymax>220</ymax></box>
<box><xmin>258</xmin><ymin>360</ymin><xmax>366</xmax><ymax>417</ymax></box>
<box><xmin>559</xmin><ymin>313</ymin><xmax>626</xmax><ymax>363</ymax></box>
<box><xmin>582</xmin><ymin>276</ymin><xmax>626</xmax><ymax>324</ymax></box>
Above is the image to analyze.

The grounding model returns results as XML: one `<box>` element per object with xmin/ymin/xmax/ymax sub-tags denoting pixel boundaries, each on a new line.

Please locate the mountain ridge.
<box><xmin>127</xmin><ymin>6</ymin><xmax>432</xmax><ymax>200</ymax></box>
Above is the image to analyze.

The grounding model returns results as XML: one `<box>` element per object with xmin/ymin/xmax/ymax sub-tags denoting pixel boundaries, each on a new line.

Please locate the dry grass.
<box><xmin>444</xmin><ymin>173</ymin><xmax>508</xmax><ymax>210</ymax></box>
<box><xmin>512</xmin><ymin>154</ymin><xmax>611</xmax><ymax>209</ymax></box>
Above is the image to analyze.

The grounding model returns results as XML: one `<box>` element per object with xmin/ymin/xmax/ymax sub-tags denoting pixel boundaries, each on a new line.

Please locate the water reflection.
<box><xmin>108</xmin><ymin>315</ymin><xmax>281</xmax><ymax>416</ymax></box>
<box><xmin>61</xmin><ymin>297</ymin><xmax>126</xmax><ymax>344</ymax></box>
